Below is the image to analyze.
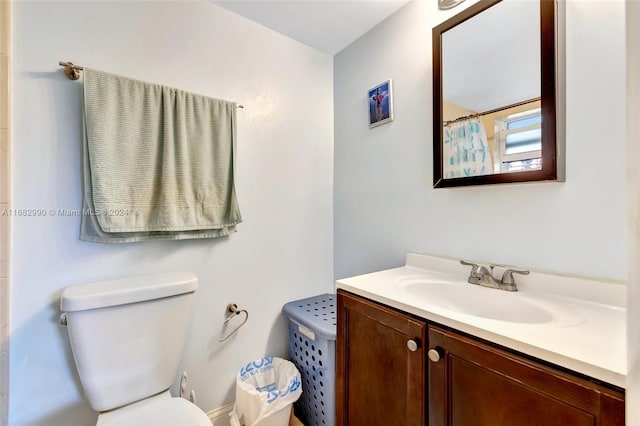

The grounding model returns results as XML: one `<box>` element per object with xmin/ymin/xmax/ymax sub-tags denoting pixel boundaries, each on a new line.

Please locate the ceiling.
<box><xmin>212</xmin><ymin>0</ymin><xmax>411</xmax><ymax>55</ymax></box>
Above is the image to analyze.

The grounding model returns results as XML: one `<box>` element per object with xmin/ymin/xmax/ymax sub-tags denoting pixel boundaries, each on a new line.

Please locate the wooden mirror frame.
<box><xmin>433</xmin><ymin>0</ymin><xmax>562</xmax><ymax>188</ymax></box>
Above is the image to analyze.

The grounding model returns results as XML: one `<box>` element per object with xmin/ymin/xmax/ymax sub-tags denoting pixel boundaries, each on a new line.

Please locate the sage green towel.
<box><xmin>80</xmin><ymin>68</ymin><xmax>242</xmax><ymax>243</ymax></box>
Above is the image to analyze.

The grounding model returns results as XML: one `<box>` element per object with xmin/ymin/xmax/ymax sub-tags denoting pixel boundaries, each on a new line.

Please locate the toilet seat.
<box><xmin>96</xmin><ymin>391</ymin><xmax>211</xmax><ymax>426</ymax></box>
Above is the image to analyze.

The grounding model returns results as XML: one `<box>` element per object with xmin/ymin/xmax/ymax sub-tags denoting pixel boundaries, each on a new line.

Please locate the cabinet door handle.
<box><xmin>428</xmin><ymin>348</ymin><xmax>442</xmax><ymax>362</ymax></box>
<box><xmin>407</xmin><ymin>339</ymin><xmax>420</xmax><ymax>352</ymax></box>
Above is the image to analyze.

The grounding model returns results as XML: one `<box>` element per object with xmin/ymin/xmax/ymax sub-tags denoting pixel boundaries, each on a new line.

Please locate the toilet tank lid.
<box><xmin>60</xmin><ymin>272</ymin><xmax>198</xmax><ymax>312</ymax></box>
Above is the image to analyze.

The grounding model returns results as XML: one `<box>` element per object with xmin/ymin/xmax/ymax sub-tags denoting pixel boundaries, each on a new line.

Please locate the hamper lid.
<box><xmin>282</xmin><ymin>293</ymin><xmax>337</xmax><ymax>339</ymax></box>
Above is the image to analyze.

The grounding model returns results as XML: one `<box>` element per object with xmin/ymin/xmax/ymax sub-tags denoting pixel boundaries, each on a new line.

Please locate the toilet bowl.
<box><xmin>60</xmin><ymin>272</ymin><xmax>210</xmax><ymax>426</ymax></box>
<box><xmin>95</xmin><ymin>390</ymin><xmax>209</xmax><ymax>426</ymax></box>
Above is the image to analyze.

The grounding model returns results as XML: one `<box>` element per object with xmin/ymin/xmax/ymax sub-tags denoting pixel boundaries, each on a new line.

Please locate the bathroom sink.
<box><xmin>336</xmin><ymin>255</ymin><xmax>625</xmax><ymax>388</ymax></box>
<box><xmin>397</xmin><ymin>279</ymin><xmax>579</xmax><ymax>325</ymax></box>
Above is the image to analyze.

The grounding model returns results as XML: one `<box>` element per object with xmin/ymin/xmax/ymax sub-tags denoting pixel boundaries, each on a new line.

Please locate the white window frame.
<box><xmin>493</xmin><ymin>108</ymin><xmax>542</xmax><ymax>172</ymax></box>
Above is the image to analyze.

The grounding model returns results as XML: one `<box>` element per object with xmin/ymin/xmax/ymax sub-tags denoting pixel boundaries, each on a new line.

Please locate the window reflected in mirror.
<box><xmin>495</xmin><ymin>106</ymin><xmax>542</xmax><ymax>172</ymax></box>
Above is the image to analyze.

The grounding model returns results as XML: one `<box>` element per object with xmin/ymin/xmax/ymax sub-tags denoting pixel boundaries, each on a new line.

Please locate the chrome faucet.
<box><xmin>460</xmin><ymin>260</ymin><xmax>529</xmax><ymax>292</ymax></box>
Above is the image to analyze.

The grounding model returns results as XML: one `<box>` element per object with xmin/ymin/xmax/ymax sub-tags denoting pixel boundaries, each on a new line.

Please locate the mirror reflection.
<box><xmin>442</xmin><ymin>0</ymin><xmax>540</xmax><ymax>178</ymax></box>
<box><xmin>433</xmin><ymin>0</ymin><xmax>561</xmax><ymax>188</ymax></box>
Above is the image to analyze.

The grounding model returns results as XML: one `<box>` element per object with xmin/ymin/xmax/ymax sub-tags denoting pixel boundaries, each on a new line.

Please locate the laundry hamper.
<box><xmin>282</xmin><ymin>294</ymin><xmax>336</xmax><ymax>426</ymax></box>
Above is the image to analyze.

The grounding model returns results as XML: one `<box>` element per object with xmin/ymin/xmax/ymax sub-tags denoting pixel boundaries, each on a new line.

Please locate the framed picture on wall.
<box><xmin>368</xmin><ymin>79</ymin><xmax>394</xmax><ymax>128</ymax></box>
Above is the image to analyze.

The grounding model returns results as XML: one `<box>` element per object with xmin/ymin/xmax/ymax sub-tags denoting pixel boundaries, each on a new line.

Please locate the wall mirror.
<box><xmin>433</xmin><ymin>0</ymin><xmax>563</xmax><ymax>188</ymax></box>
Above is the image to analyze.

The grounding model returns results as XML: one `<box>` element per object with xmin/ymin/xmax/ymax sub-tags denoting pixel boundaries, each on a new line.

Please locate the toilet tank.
<box><xmin>60</xmin><ymin>272</ymin><xmax>198</xmax><ymax>412</ymax></box>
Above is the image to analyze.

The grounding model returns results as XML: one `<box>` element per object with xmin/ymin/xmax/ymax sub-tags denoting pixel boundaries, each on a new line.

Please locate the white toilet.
<box><xmin>60</xmin><ymin>272</ymin><xmax>211</xmax><ymax>426</ymax></box>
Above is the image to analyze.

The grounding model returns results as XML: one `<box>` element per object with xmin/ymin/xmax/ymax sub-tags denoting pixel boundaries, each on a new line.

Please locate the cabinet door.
<box><xmin>337</xmin><ymin>290</ymin><xmax>426</xmax><ymax>426</ymax></box>
<box><xmin>428</xmin><ymin>326</ymin><xmax>625</xmax><ymax>426</ymax></box>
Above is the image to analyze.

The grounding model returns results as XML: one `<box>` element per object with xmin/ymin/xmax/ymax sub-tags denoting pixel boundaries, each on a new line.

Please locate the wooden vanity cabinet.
<box><xmin>336</xmin><ymin>290</ymin><xmax>625</xmax><ymax>426</ymax></box>
<box><xmin>428</xmin><ymin>326</ymin><xmax>625</xmax><ymax>426</ymax></box>
<box><xmin>336</xmin><ymin>290</ymin><xmax>427</xmax><ymax>426</ymax></box>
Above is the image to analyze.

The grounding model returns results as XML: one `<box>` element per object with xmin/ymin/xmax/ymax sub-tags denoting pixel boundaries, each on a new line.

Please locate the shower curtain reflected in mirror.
<box><xmin>442</xmin><ymin>118</ymin><xmax>493</xmax><ymax>178</ymax></box>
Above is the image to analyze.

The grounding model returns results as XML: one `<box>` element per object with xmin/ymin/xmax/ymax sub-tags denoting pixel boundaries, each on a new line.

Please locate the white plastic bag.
<box><xmin>230</xmin><ymin>357</ymin><xmax>302</xmax><ymax>426</ymax></box>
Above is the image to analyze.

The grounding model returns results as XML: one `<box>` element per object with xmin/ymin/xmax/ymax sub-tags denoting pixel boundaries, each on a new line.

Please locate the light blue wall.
<box><xmin>334</xmin><ymin>0</ymin><xmax>627</xmax><ymax>282</ymax></box>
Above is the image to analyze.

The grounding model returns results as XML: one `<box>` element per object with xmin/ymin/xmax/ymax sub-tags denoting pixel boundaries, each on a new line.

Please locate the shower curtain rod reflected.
<box><xmin>443</xmin><ymin>97</ymin><xmax>540</xmax><ymax>126</ymax></box>
<box><xmin>58</xmin><ymin>60</ymin><xmax>245</xmax><ymax>108</ymax></box>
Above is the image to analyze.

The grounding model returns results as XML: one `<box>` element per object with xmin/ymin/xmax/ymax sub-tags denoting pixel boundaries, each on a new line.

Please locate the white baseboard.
<box><xmin>207</xmin><ymin>402</ymin><xmax>234</xmax><ymax>426</ymax></box>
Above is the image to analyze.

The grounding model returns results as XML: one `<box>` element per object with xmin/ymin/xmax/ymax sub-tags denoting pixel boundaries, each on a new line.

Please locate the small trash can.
<box><xmin>283</xmin><ymin>294</ymin><xmax>337</xmax><ymax>426</ymax></box>
<box><xmin>230</xmin><ymin>357</ymin><xmax>302</xmax><ymax>426</ymax></box>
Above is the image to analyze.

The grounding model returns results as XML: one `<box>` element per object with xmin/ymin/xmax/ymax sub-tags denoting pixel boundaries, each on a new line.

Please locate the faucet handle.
<box><xmin>501</xmin><ymin>268</ymin><xmax>530</xmax><ymax>285</ymax></box>
<box><xmin>460</xmin><ymin>260</ymin><xmax>480</xmax><ymax>274</ymax></box>
<box><xmin>460</xmin><ymin>260</ymin><xmax>491</xmax><ymax>284</ymax></box>
<box><xmin>462</xmin><ymin>260</ymin><xmax>492</xmax><ymax>274</ymax></box>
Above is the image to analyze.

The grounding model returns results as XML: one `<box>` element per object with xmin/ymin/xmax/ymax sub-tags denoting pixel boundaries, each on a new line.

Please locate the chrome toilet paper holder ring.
<box><xmin>219</xmin><ymin>303</ymin><xmax>249</xmax><ymax>342</ymax></box>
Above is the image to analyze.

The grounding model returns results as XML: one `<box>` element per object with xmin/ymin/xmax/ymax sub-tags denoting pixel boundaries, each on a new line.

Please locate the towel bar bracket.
<box><xmin>59</xmin><ymin>61</ymin><xmax>83</xmax><ymax>80</ymax></box>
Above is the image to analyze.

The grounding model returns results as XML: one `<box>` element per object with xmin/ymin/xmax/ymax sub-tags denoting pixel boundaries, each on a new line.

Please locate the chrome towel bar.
<box><xmin>58</xmin><ymin>60</ymin><xmax>244</xmax><ymax>108</ymax></box>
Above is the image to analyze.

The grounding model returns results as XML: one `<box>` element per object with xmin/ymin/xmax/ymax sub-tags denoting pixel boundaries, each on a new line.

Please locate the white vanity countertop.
<box><xmin>336</xmin><ymin>253</ymin><xmax>626</xmax><ymax>388</ymax></box>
